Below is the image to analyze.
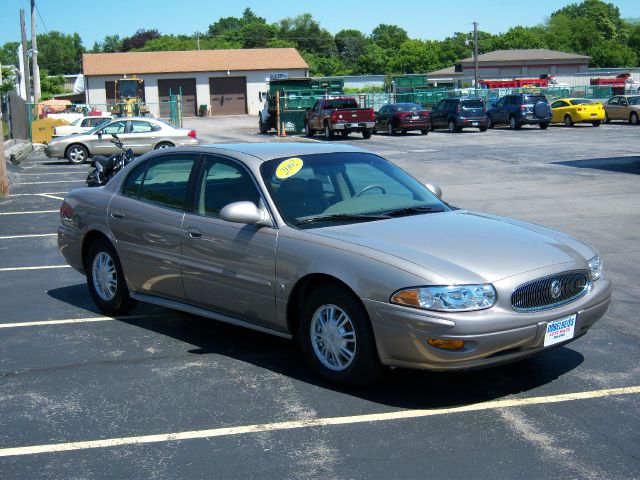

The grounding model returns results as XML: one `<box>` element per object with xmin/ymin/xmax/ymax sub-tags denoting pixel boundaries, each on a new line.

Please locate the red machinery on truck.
<box><xmin>480</xmin><ymin>75</ymin><xmax>556</xmax><ymax>89</ymax></box>
<box><xmin>590</xmin><ymin>73</ymin><xmax>640</xmax><ymax>95</ymax></box>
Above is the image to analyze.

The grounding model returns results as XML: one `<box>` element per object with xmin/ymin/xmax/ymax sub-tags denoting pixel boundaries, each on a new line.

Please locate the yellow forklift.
<box><xmin>113</xmin><ymin>75</ymin><xmax>148</xmax><ymax>116</ymax></box>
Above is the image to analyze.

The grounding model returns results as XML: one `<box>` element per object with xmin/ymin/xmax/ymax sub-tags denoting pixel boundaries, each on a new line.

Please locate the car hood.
<box><xmin>308</xmin><ymin>210</ymin><xmax>592</xmax><ymax>284</ymax></box>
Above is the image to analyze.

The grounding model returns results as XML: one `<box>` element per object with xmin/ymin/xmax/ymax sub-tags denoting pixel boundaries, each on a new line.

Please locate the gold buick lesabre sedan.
<box><xmin>58</xmin><ymin>143</ymin><xmax>611</xmax><ymax>386</ymax></box>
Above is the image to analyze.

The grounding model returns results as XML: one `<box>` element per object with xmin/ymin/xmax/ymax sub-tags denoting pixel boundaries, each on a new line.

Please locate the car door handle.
<box><xmin>185</xmin><ymin>227</ymin><xmax>202</xmax><ymax>239</ymax></box>
<box><xmin>110</xmin><ymin>211</ymin><xmax>125</xmax><ymax>219</ymax></box>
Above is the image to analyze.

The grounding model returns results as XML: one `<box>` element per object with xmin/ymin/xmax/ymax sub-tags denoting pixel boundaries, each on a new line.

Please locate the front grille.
<box><xmin>511</xmin><ymin>270</ymin><xmax>591</xmax><ymax>312</ymax></box>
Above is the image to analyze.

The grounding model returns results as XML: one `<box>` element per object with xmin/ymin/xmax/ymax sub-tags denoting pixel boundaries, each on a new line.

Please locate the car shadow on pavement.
<box><xmin>48</xmin><ymin>284</ymin><xmax>585</xmax><ymax>410</ymax></box>
<box><xmin>553</xmin><ymin>156</ymin><xmax>640</xmax><ymax>175</ymax></box>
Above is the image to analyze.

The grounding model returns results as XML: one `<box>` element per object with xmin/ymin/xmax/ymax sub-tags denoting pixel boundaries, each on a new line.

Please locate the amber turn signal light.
<box><xmin>427</xmin><ymin>339</ymin><xmax>465</xmax><ymax>350</ymax></box>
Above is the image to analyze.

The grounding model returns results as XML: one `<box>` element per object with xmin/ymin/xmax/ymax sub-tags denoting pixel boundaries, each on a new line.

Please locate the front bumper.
<box><xmin>45</xmin><ymin>144</ymin><xmax>65</xmax><ymax>158</ymax></box>
<box><xmin>363</xmin><ymin>278</ymin><xmax>611</xmax><ymax>371</ymax></box>
<box><xmin>332</xmin><ymin>122</ymin><xmax>375</xmax><ymax>131</ymax></box>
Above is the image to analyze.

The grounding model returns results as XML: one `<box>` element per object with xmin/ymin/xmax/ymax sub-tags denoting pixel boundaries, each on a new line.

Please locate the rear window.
<box><xmin>629</xmin><ymin>97</ymin><xmax>640</xmax><ymax>105</ymax></box>
<box><xmin>395</xmin><ymin>103</ymin><xmax>422</xmax><ymax>111</ymax></box>
<box><xmin>462</xmin><ymin>99</ymin><xmax>484</xmax><ymax>108</ymax></box>
<box><xmin>570</xmin><ymin>99</ymin><xmax>592</xmax><ymax>105</ymax></box>
<box><xmin>523</xmin><ymin>95</ymin><xmax>547</xmax><ymax>104</ymax></box>
<box><xmin>324</xmin><ymin>99</ymin><xmax>358</xmax><ymax>109</ymax></box>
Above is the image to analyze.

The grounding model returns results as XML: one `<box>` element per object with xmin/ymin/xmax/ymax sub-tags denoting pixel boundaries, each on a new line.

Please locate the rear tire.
<box><xmin>509</xmin><ymin>116</ymin><xmax>521</xmax><ymax>130</ymax></box>
<box><xmin>362</xmin><ymin>129</ymin><xmax>372</xmax><ymax>139</ymax></box>
<box><xmin>487</xmin><ymin>115</ymin><xmax>494</xmax><ymax>129</ymax></box>
<box><xmin>324</xmin><ymin>123</ymin><xmax>334</xmax><ymax>140</ymax></box>
<box><xmin>299</xmin><ymin>285</ymin><xmax>382</xmax><ymax>386</ymax></box>
<box><xmin>630</xmin><ymin>112</ymin><xmax>639</xmax><ymax>125</ymax></box>
<box><xmin>604</xmin><ymin>112</ymin><xmax>610</xmax><ymax>124</ymax></box>
<box><xmin>420</xmin><ymin>128</ymin><xmax>429</xmax><ymax>135</ymax></box>
<box><xmin>479</xmin><ymin>126</ymin><xmax>488</xmax><ymax>132</ymax></box>
<box><xmin>259</xmin><ymin>115</ymin><xmax>269</xmax><ymax>134</ymax></box>
<box><xmin>564</xmin><ymin>114</ymin><xmax>574</xmax><ymax>127</ymax></box>
<box><xmin>591</xmin><ymin>121</ymin><xmax>601</xmax><ymax>127</ymax></box>
<box><xmin>86</xmin><ymin>238</ymin><xmax>137</xmax><ymax>315</ymax></box>
<box><xmin>448</xmin><ymin>119</ymin><xmax>458</xmax><ymax>133</ymax></box>
<box><xmin>539</xmin><ymin>122</ymin><xmax>549</xmax><ymax>130</ymax></box>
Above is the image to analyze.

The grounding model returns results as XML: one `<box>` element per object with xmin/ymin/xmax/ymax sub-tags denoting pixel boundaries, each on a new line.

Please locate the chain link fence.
<box><xmin>275</xmin><ymin>85</ymin><xmax>613</xmax><ymax>136</ymax></box>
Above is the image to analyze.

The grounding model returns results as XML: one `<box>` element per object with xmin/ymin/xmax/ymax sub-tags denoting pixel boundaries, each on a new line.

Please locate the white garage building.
<box><xmin>82</xmin><ymin>48</ymin><xmax>309</xmax><ymax>117</ymax></box>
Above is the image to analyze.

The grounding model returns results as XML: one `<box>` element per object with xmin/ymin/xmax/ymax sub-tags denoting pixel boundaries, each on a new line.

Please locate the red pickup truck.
<box><xmin>305</xmin><ymin>97</ymin><xmax>375</xmax><ymax>139</ymax></box>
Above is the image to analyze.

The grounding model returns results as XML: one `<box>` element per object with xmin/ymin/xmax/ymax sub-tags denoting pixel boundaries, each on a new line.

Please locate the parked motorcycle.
<box><xmin>85</xmin><ymin>135</ymin><xmax>135</xmax><ymax>187</ymax></box>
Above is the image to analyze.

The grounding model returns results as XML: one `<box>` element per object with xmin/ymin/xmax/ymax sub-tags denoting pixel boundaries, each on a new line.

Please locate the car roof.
<box><xmin>182</xmin><ymin>142</ymin><xmax>367</xmax><ymax>164</ymax></box>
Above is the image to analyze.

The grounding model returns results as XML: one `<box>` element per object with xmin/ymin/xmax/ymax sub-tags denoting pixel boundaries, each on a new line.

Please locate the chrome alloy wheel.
<box><xmin>92</xmin><ymin>251</ymin><xmax>117</xmax><ymax>302</ymax></box>
<box><xmin>68</xmin><ymin>146</ymin><xmax>86</xmax><ymax>163</ymax></box>
<box><xmin>310</xmin><ymin>304</ymin><xmax>357</xmax><ymax>371</ymax></box>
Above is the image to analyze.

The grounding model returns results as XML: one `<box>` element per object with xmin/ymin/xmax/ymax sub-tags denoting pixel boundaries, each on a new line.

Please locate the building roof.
<box><xmin>459</xmin><ymin>49</ymin><xmax>590</xmax><ymax>64</ymax></box>
<box><xmin>83</xmin><ymin>48</ymin><xmax>308</xmax><ymax>76</ymax></box>
<box><xmin>427</xmin><ymin>66</ymin><xmax>463</xmax><ymax>77</ymax></box>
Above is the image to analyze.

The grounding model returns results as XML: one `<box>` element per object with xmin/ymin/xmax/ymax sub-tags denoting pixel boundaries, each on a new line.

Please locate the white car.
<box><xmin>53</xmin><ymin>116</ymin><xmax>112</xmax><ymax>137</ymax></box>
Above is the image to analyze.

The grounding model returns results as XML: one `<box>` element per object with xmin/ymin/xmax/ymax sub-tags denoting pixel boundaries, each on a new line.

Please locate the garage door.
<box><xmin>158</xmin><ymin>78</ymin><xmax>197</xmax><ymax>118</ymax></box>
<box><xmin>209</xmin><ymin>77</ymin><xmax>247</xmax><ymax>116</ymax></box>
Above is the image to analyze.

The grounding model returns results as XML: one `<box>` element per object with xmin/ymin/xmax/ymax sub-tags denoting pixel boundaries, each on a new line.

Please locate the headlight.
<box><xmin>391</xmin><ymin>284</ymin><xmax>496</xmax><ymax>312</ymax></box>
<box><xmin>588</xmin><ymin>254</ymin><xmax>602</xmax><ymax>281</ymax></box>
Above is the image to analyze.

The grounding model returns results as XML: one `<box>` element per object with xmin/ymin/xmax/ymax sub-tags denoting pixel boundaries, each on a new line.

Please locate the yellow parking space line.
<box><xmin>0</xmin><ymin>210</ymin><xmax>58</xmax><ymax>215</ymax></box>
<box><xmin>0</xmin><ymin>314</ymin><xmax>162</xmax><ymax>329</ymax></box>
<box><xmin>0</xmin><ymin>233</ymin><xmax>57</xmax><ymax>240</ymax></box>
<box><xmin>1</xmin><ymin>385</ymin><xmax>638</xmax><ymax>457</ymax></box>
<box><xmin>0</xmin><ymin>265</ymin><xmax>71</xmax><ymax>272</ymax></box>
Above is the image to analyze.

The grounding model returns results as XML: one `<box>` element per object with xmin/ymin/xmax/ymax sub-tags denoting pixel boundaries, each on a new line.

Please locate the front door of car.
<box><xmin>375</xmin><ymin>106</ymin><xmax>388</xmax><ymax>129</ymax></box>
<box><xmin>551</xmin><ymin>100</ymin><xmax>569</xmax><ymax>123</ymax></box>
<box><xmin>431</xmin><ymin>101</ymin><xmax>446</xmax><ymax>127</ymax></box>
<box><xmin>307</xmin><ymin>101</ymin><xmax>322</xmax><ymax>130</ymax></box>
<box><xmin>606</xmin><ymin>97</ymin><xmax>620</xmax><ymax>119</ymax></box>
<box><xmin>492</xmin><ymin>97</ymin><xmax>507</xmax><ymax>123</ymax></box>
<box><xmin>107</xmin><ymin>153</ymin><xmax>197</xmax><ymax>300</ymax></box>
<box><xmin>89</xmin><ymin>120</ymin><xmax>128</xmax><ymax>155</ymax></box>
<box><xmin>180</xmin><ymin>155</ymin><xmax>279</xmax><ymax>329</ymax></box>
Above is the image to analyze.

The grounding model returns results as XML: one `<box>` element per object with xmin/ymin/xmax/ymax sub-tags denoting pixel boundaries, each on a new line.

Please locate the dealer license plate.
<box><xmin>544</xmin><ymin>314</ymin><xmax>576</xmax><ymax>347</ymax></box>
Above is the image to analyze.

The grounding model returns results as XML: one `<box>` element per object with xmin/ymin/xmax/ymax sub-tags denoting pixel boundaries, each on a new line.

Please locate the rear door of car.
<box><xmin>431</xmin><ymin>100</ymin><xmax>447</xmax><ymax>127</ymax></box>
<box><xmin>107</xmin><ymin>153</ymin><xmax>198</xmax><ymax>300</ymax></box>
<box><xmin>89</xmin><ymin>119</ymin><xmax>128</xmax><ymax>156</ymax></box>
<box><xmin>180</xmin><ymin>154</ymin><xmax>279</xmax><ymax>329</ymax></box>
<box><xmin>121</xmin><ymin>120</ymin><xmax>158</xmax><ymax>154</ymax></box>
<box><xmin>493</xmin><ymin>97</ymin><xmax>508</xmax><ymax>123</ymax></box>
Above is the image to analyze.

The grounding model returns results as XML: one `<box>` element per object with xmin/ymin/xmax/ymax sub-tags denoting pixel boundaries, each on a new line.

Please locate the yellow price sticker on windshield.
<box><xmin>276</xmin><ymin>157</ymin><xmax>303</xmax><ymax>179</ymax></box>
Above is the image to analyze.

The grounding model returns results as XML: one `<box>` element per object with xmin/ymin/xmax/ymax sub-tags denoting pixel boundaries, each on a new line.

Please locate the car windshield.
<box><xmin>629</xmin><ymin>96</ymin><xmax>640</xmax><ymax>105</ymax></box>
<box><xmin>260</xmin><ymin>152</ymin><xmax>450</xmax><ymax>228</ymax></box>
<box><xmin>69</xmin><ymin>118</ymin><xmax>82</xmax><ymax>126</ymax></box>
<box><xmin>85</xmin><ymin>122</ymin><xmax>109</xmax><ymax>135</ymax></box>
<box><xmin>570</xmin><ymin>99</ymin><xmax>592</xmax><ymax>105</ymax></box>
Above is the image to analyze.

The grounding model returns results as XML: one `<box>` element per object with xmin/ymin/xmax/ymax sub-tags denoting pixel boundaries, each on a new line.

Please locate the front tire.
<box><xmin>604</xmin><ymin>112</ymin><xmax>610</xmax><ymax>124</ymax></box>
<box><xmin>305</xmin><ymin>122</ymin><xmax>314</xmax><ymax>137</ymax></box>
<box><xmin>299</xmin><ymin>285</ymin><xmax>381</xmax><ymax>386</ymax></box>
<box><xmin>387</xmin><ymin>122</ymin><xmax>395</xmax><ymax>136</ymax></box>
<box><xmin>86</xmin><ymin>238</ymin><xmax>136</xmax><ymax>315</ymax></box>
<box><xmin>259</xmin><ymin>115</ymin><xmax>268</xmax><ymax>134</ymax></box>
<box><xmin>66</xmin><ymin>144</ymin><xmax>88</xmax><ymax>164</ymax></box>
<box><xmin>154</xmin><ymin>142</ymin><xmax>174</xmax><ymax>150</ymax></box>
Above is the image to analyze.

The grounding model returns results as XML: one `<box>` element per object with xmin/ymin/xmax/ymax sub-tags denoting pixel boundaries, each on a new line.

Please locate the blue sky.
<box><xmin>1</xmin><ymin>0</ymin><xmax>639</xmax><ymax>48</ymax></box>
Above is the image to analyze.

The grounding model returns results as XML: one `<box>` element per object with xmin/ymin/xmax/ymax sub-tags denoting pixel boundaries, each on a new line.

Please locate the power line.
<box><xmin>35</xmin><ymin>2</ymin><xmax>49</xmax><ymax>34</ymax></box>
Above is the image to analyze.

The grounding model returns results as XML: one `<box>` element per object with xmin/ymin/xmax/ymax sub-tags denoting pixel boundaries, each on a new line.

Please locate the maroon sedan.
<box><xmin>374</xmin><ymin>103</ymin><xmax>430</xmax><ymax>135</ymax></box>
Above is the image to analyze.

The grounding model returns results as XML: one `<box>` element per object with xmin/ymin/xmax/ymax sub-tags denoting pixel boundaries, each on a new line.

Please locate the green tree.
<box><xmin>389</xmin><ymin>39</ymin><xmax>442</xmax><ymax>74</ymax></box>
<box><xmin>37</xmin><ymin>31</ymin><xmax>85</xmax><ymax>75</ymax></box>
<box><xmin>356</xmin><ymin>44</ymin><xmax>389</xmax><ymax>74</ymax></box>
<box><xmin>135</xmin><ymin>35</ymin><xmax>241</xmax><ymax>52</ymax></box>
<box><xmin>206</xmin><ymin>8</ymin><xmax>275</xmax><ymax>48</ymax></box>
<box><xmin>335</xmin><ymin>29</ymin><xmax>369</xmax><ymax>68</ymax></box>
<box><xmin>497</xmin><ymin>26</ymin><xmax>548</xmax><ymax>49</ymax></box>
<box><xmin>277</xmin><ymin>14</ymin><xmax>337</xmax><ymax>57</ymax></box>
<box><xmin>550</xmin><ymin>0</ymin><xmax>628</xmax><ymax>42</ymax></box>
<box><xmin>371</xmin><ymin>24</ymin><xmax>408</xmax><ymax>52</ymax></box>
<box><xmin>0</xmin><ymin>42</ymin><xmax>20</xmax><ymax>67</ymax></box>
<box><xmin>1</xmin><ymin>66</ymin><xmax>17</xmax><ymax>94</ymax></box>
<box><xmin>589</xmin><ymin>40</ymin><xmax>637</xmax><ymax>67</ymax></box>
<box><xmin>91</xmin><ymin>35</ymin><xmax>122</xmax><ymax>53</ymax></box>
<box><xmin>302</xmin><ymin>52</ymin><xmax>344</xmax><ymax>76</ymax></box>
<box><xmin>39</xmin><ymin>70</ymin><xmax>66</xmax><ymax>100</ymax></box>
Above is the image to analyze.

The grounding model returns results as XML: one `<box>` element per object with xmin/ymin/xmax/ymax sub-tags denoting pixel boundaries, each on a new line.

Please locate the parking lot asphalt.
<box><xmin>1</xmin><ymin>117</ymin><xmax>639</xmax><ymax>479</ymax></box>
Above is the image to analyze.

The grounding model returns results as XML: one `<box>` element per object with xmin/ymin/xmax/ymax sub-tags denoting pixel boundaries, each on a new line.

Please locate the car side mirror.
<box><xmin>425</xmin><ymin>183</ymin><xmax>443</xmax><ymax>198</ymax></box>
<box><xmin>220</xmin><ymin>201</ymin><xmax>271</xmax><ymax>227</ymax></box>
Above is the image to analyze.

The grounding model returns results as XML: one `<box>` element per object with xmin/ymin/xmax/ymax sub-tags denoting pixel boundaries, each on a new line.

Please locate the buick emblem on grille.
<box><xmin>550</xmin><ymin>280</ymin><xmax>562</xmax><ymax>300</ymax></box>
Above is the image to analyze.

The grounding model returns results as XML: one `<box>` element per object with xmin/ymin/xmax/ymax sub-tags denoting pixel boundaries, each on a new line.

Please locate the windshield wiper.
<box><xmin>296</xmin><ymin>213</ymin><xmax>390</xmax><ymax>226</ymax></box>
<box><xmin>384</xmin><ymin>206</ymin><xmax>446</xmax><ymax>217</ymax></box>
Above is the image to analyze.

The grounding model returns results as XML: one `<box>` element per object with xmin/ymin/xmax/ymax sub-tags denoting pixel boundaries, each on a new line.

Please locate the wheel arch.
<box><xmin>286</xmin><ymin>273</ymin><xmax>365</xmax><ymax>339</ymax></box>
<box><xmin>64</xmin><ymin>142</ymin><xmax>90</xmax><ymax>158</ymax></box>
<box><xmin>81</xmin><ymin>230</ymin><xmax>114</xmax><ymax>270</ymax></box>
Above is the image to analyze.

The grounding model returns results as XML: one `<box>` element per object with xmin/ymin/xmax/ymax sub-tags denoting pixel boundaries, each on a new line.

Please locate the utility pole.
<box><xmin>473</xmin><ymin>21</ymin><xmax>479</xmax><ymax>91</ymax></box>
<box><xmin>0</xmin><ymin>61</ymin><xmax>8</xmax><ymax>197</ymax></box>
<box><xmin>20</xmin><ymin>9</ymin><xmax>31</xmax><ymax>102</ymax></box>
<box><xmin>31</xmin><ymin>0</ymin><xmax>41</xmax><ymax>102</ymax></box>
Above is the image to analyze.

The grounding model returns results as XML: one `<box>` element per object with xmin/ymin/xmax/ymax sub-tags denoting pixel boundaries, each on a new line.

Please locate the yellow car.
<box><xmin>550</xmin><ymin>98</ymin><xmax>605</xmax><ymax>127</ymax></box>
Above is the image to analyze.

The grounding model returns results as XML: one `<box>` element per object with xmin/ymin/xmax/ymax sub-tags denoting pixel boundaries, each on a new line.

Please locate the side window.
<box><xmin>129</xmin><ymin>156</ymin><xmax>196</xmax><ymax>210</ymax></box>
<box><xmin>496</xmin><ymin>98</ymin><xmax>506</xmax><ymax>107</ymax></box>
<box><xmin>551</xmin><ymin>101</ymin><xmax>563</xmax><ymax>108</ymax></box>
<box><xmin>607</xmin><ymin>97</ymin><xmax>618</xmax><ymax>105</ymax></box>
<box><xmin>196</xmin><ymin>158</ymin><xmax>260</xmax><ymax>218</ymax></box>
<box><xmin>619</xmin><ymin>97</ymin><xmax>629</xmax><ymax>106</ymax></box>
<box><xmin>101</xmin><ymin>121</ymin><xmax>127</xmax><ymax>135</ymax></box>
<box><xmin>313</xmin><ymin>101</ymin><xmax>321</xmax><ymax>112</ymax></box>
<box><xmin>130</xmin><ymin>121</ymin><xmax>154</xmax><ymax>133</ymax></box>
<box><xmin>81</xmin><ymin>119</ymin><xmax>91</xmax><ymax>127</ymax></box>
<box><xmin>436</xmin><ymin>101</ymin><xmax>446</xmax><ymax>111</ymax></box>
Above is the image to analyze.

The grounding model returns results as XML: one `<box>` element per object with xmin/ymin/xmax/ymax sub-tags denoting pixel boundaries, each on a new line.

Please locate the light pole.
<box><xmin>473</xmin><ymin>21</ymin><xmax>479</xmax><ymax>91</ymax></box>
